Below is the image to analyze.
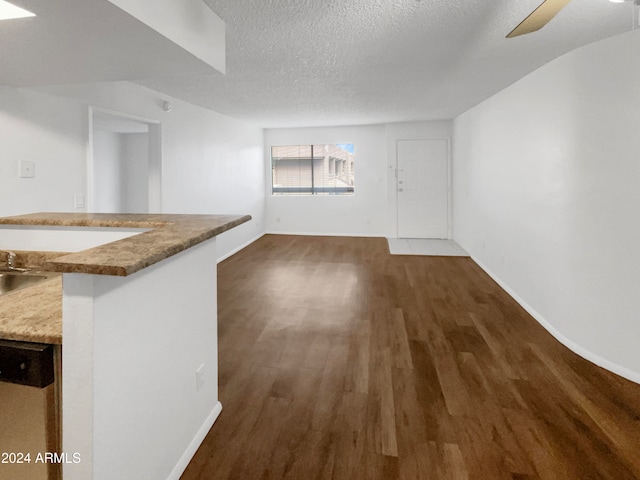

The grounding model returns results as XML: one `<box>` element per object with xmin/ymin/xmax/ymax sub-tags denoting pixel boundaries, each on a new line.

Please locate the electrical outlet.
<box><xmin>196</xmin><ymin>364</ymin><xmax>205</xmax><ymax>392</ymax></box>
<box><xmin>19</xmin><ymin>161</ymin><xmax>35</xmax><ymax>178</ymax></box>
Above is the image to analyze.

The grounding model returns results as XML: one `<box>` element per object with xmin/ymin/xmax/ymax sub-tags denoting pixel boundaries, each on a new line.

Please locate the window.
<box><xmin>271</xmin><ymin>144</ymin><xmax>355</xmax><ymax>195</ymax></box>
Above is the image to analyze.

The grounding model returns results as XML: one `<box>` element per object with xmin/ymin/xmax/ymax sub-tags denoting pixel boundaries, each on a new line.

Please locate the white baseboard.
<box><xmin>167</xmin><ymin>401</ymin><xmax>223</xmax><ymax>480</ymax></box>
<box><xmin>217</xmin><ymin>233</ymin><xmax>265</xmax><ymax>263</ymax></box>
<box><xmin>470</xmin><ymin>255</ymin><xmax>640</xmax><ymax>385</ymax></box>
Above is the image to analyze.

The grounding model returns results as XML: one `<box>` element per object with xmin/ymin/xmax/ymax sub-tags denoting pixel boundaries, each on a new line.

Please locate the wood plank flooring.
<box><xmin>181</xmin><ymin>235</ymin><xmax>640</xmax><ymax>480</ymax></box>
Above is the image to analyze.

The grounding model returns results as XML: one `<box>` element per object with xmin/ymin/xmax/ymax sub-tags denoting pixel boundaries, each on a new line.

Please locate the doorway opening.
<box><xmin>88</xmin><ymin>108</ymin><xmax>162</xmax><ymax>213</ymax></box>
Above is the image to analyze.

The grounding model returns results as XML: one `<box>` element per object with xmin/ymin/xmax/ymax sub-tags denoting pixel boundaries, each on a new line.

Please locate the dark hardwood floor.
<box><xmin>181</xmin><ymin>235</ymin><xmax>640</xmax><ymax>480</ymax></box>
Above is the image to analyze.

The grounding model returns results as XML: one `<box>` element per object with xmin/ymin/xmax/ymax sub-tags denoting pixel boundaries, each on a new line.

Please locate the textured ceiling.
<box><xmin>135</xmin><ymin>0</ymin><xmax>636</xmax><ymax>128</ymax></box>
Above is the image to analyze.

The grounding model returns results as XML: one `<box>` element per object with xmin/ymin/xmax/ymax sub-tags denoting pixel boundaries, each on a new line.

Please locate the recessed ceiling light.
<box><xmin>0</xmin><ymin>0</ymin><xmax>35</xmax><ymax>20</ymax></box>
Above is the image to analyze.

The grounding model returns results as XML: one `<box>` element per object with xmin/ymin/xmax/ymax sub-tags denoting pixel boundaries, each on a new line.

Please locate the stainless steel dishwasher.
<box><xmin>0</xmin><ymin>340</ymin><xmax>61</xmax><ymax>480</ymax></box>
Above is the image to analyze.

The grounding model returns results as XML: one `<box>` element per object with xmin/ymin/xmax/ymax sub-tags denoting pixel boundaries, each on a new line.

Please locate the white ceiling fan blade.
<box><xmin>507</xmin><ymin>0</ymin><xmax>572</xmax><ymax>38</ymax></box>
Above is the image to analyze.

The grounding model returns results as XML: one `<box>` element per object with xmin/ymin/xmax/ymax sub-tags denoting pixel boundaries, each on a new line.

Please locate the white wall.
<box><xmin>106</xmin><ymin>0</ymin><xmax>225</xmax><ymax>73</ymax></box>
<box><xmin>0</xmin><ymin>87</ymin><xmax>87</xmax><ymax>216</ymax></box>
<box><xmin>453</xmin><ymin>29</ymin><xmax>640</xmax><ymax>382</ymax></box>
<box><xmin>1</xmin><ymin>81</ymin><xmax>265</xmax><ymax>260</ymax></box>
<box><xmin>0</xmin><ymin>225</ymin><xmax>147</xmax><ymax>252</ymax></box>
<box><xmin>92</xmin><ymin>131</ymin><xmax>123</xmax><ymax>212</ymax></box>
<box><xmin>265</xmin><ymin>125</ymin><xmax>387</xmax><ymax>236</ymax></box>
<box><xmin>265</xmin><ymin>121</ymin><xmax>452</xmax><ymax>237</ymax></box>
<box><xmin>92</xmin><ymin>130</ymin><xmax>149</xmax><ymax>213</ymax></box>
<box><xmin>122</xmin><ymin>133</ymin><xmax>149</xmax><ymax>213</ymax></box>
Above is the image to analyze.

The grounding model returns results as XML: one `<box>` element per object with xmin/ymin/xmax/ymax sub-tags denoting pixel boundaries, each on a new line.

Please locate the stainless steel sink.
<box><xmin>0</xmin><ymin>270</ymin><xmax>58</xmax><ymax>296</ymax></box>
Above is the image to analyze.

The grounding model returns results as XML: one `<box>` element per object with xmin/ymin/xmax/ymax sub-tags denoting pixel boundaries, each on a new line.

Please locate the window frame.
<box><xmin>270</xmin><ymin>143</ymin><xmax>355</xmax><ymax>196</ymax></box>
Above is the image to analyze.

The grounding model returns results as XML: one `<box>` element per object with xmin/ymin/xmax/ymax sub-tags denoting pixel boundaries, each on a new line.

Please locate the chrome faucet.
<box><xmin>5</xmin><ymin>251</ymin><xmax>16</xmax><ymax>269</ymax></box>
<box><xmin>1</xmin><ymin>251</ymin><xmax>29</xmax><ymax>272</ymax></box>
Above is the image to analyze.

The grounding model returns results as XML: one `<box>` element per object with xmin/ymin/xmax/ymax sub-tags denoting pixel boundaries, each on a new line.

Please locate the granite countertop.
<box><xmin>0</xmin><ymin>212</ymin><xmax>251</xmax><ymax>343</ymax></box>
<box><xmin>0</xmin><ymin>212</ymin><xmax>251</xmax><ymax>276</ymax></box>
<box><xmin>0</xmin><ymin>274</ymin><xmax>62</xmax><ymax>344</ymax></box>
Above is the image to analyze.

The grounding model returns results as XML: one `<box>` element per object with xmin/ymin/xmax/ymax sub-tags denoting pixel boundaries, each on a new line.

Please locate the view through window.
<box><xmin>271</xmin><ymin>144</ymin><xmax>355</xmax><ymax>195</ymax></box>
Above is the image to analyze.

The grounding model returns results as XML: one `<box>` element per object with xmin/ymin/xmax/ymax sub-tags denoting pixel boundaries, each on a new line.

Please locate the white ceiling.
<box><xmin>0</xmin><ymin>0</ymin><xmax>222</xmax><ymax>87</ymax></box>
<box><xmin>136</xmin><ymin>0</ymin><xmax>636</xmax><ymax>128</ymax></box>
<box><xmin>2</xmin><ymin>0</ymin><xmax>637</xmax><ymax>128</ymax></box>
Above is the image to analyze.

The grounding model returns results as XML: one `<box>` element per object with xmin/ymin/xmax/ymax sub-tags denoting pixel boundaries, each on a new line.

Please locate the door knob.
<box><xmin>398</xmin><ymin>188</ymin><xmax>403</xmax><ymax>192</ymax></box>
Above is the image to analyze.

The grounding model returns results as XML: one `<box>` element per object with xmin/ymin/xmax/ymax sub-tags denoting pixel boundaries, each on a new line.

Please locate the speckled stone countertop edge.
<box><xmin>0</xmin><ymin>275</ymin><xmax>62</xmax><ymax>345</ymax></box>
<box><xmin>0</xmin><ymin>213</ymin><xmax>251</xmax><ymax>277</ymax></box>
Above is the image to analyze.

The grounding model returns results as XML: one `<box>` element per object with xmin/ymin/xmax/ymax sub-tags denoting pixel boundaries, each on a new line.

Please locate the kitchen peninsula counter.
<box><xmin>0</xmin><ymin>212</ymin><xmax>251</xmax><ymax>344</ymax></box>
<box><xmin>1</xmin><ymin>212</ymin><xmax>249</xmax><ymax>479</ymax></box>
<box><xmin>0</xmin><ymin>212</ymin><xmax>251</xmax><ymax>276</ymax></box>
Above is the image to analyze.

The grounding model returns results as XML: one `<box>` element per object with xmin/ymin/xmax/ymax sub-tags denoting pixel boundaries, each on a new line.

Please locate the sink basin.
<box><xmin>0</xmin><ymin>271</ymin><xmax>57</xmax><ymax>296</ymax></box>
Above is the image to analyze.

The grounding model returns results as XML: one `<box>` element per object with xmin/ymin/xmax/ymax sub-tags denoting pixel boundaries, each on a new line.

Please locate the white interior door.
<box><xmin>397</xmin><ymin>139</ymin><xmax>449</xmax><ymax>238</ymax></box>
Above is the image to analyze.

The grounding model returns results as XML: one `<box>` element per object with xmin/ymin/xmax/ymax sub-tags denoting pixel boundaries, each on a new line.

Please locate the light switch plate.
<box><xmin>73</xmin><ymin>193</ymin><xmax>85</xmax><ymax>209</ymax></box>
<box><xmin>19</xmin><ymin>160</ymin><xmax>35</xmax><ymax>178</ymax></box>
